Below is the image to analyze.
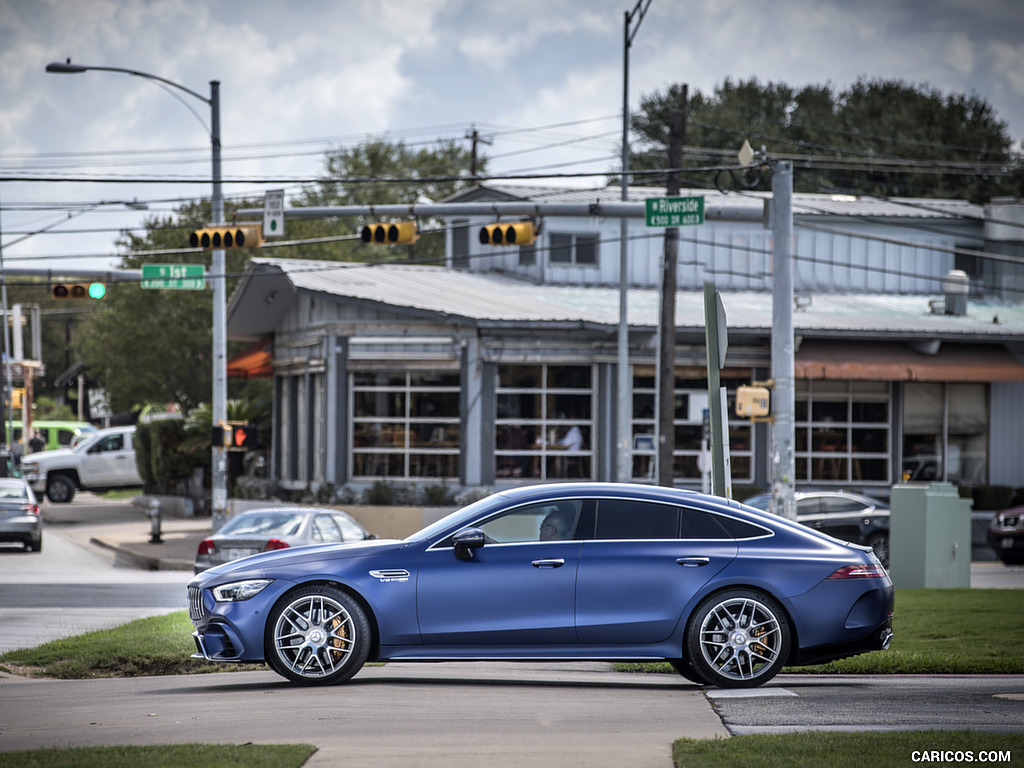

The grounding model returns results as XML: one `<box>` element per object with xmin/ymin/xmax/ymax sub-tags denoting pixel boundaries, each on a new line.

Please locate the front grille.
<box><xmin>188</xmin><ymin>586</ymin><xmax>206</xmax><ymax>621</ymax></box>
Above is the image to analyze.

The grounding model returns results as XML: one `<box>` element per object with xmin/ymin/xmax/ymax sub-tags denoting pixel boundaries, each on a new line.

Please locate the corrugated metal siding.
<box><xmin>989</xmin><ymin>382</ymin><xmax>1024</xmax><ymax>485</ymax></box>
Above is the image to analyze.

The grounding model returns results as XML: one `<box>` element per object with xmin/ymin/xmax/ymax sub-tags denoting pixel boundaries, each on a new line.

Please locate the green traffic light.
<box><xmin>88</xmin><ymin>282</ymin><xmax>107</xmax><ymax>300</ymax></box>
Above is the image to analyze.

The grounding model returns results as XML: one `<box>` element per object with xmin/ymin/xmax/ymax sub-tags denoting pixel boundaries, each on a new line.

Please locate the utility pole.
<box><xmin>658</xmin><ymin>88</ymin><xmax>687</xmax><ymax>486</ymax></box>
<box><xmin>770</xmin><ymin>161</ymin><xmax>797</xmax><ymax>520</ymax></box>
<box><xmin>465</xmin><ymin>126</ymin><xmax>492</xmax><ymax>179</ymax></box>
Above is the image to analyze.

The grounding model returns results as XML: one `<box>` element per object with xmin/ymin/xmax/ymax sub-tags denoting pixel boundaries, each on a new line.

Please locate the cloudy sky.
<box><xmin>1</xmin><ymin>0</ymin><xmax>1022</xmax><ymax>271</ymax></box>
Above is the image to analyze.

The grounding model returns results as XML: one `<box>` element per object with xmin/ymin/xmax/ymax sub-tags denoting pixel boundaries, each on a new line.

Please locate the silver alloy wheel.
<box><xmin>271</xmin><ymin>590</ymin><xmax>359</xmax><ymax>681</ymax></box>
<box><xmin>694</xmin><ymin>593</ymin><xmax>786</xmax><ymax>685</ymax></box>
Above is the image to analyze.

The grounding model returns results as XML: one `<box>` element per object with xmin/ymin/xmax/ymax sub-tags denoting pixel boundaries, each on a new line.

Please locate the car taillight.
<box><xmin>827</xmin><ymin>564</ymin><xmax>888</xmax><ymax>579</ymax></box>
<box><xmin>24</xmin><ymin>504</ymin><xmax>39</xmax><ymax>516</ymax></box>
<box><xmin>197</xmin><ymin>539</ymin><xmax>216</xmax><ymax>556</ymax></box>
<box><xmin>264</xmin><ymin>539</ymin><xmax>290</xmax><ymax>551</ymax></box>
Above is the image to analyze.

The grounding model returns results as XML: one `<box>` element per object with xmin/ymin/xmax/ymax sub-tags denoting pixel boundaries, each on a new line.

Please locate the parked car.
<box><xmin>188</xmin><ymin>482</ymin><xmax>894</xmax><ymax>689</ymax></box>
<box><xmin>742</xmin><ymin>491</ymin><xmax>890</xmax><ymax>568</ymax></box>
<box><xmin>0</xmin><ymin>478</ymin><xmax>42</xmax><ymax>552</ymax></box>
<box><xmin>987</xmin><ymin>506</ymin><xmax>1024</xmax><ymax>565</ymax></box>
<box><xmin>194</xmin><ymin>506</ymin><xmax>375</xmax><ymax>573</ymax></box>
<box><xmin>20</xmin><ymin>425</ymin><xmax>142</xmax><ymax>503</ymax></box>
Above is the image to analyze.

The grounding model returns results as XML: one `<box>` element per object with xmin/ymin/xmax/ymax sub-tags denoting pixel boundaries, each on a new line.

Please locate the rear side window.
<box><xmin>715</xmin><ymin>514</ymin><xmax>772</xmax><ymax>540</ymax></box>
<box><xmin>594</xmin><ymin>499</ymin><xmax>678</xmax><ymax>539</ymax></box>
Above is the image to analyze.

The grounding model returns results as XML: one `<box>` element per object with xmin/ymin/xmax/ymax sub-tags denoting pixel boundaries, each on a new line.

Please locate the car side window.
<box><xmin>594</xmin><ymin>499</ymin><xmax>679</xmax><ymax>540</ymax></box>
<box><xmin>796</xmin><ymin>498</ymin><xmax>819</xmax><ymax>515</ymax></box>
<box><xmin>312</xmin><ymin>514</ymin><xmax>343</xmax><ymax>543</ymax></box>
<box><xmin>822</xmin><ymin>497</ymin><xmax>866</xmax><ymax>513</ymax></box>
<box><xmin>90</xmin><ymin>434</ymin><xmax>124</xmax><ymax>453</ymax></box>
<box><xmin>477</xmin><ymin>501</ymin><xmax>581</xmax><ymax>543</ymax></box>
<box><xmin>333</xmin><ymin>514</ymin><xmax>366</xmax><ymax>541</ymax></box>
<box><xmin>679</xmin><ymin>506</ymin><xmax>732</xmax><ymax>539</ymax></box>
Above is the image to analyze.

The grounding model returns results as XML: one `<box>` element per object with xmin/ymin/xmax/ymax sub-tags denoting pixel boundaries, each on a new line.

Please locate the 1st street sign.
<box><xmin>645</xmin><ymin>196</ymin><xmax>705</xmax><ymax>227</ymax></box>
<box><xmin>141</xmin><ymin>264</ymin><xmax>206</xmax><ymax>290</ymax></box>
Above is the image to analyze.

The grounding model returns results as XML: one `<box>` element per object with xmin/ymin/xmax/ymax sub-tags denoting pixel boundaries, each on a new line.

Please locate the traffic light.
<box><xmin>212</xmin><ymin>422</ymin><xmax>259</xmax><ymax>449</ymax></box>
<box><xmin>478</xmin><ymin>221</ymin><xmax>538</xmax><ymax>246</ymax></box>
<box><xmin>231</xmin><ymin>424</ymin><xmax>259</xmax><ymax>449</ymax></box>
<box><xmin>361</xmin><ymin>221</ymin><xmax>419</xmax><ymax>245</ymax></box>
<box><xmin>51</xmin><ymin>282</ymin><xmax>107</xmax><ymax>300</ymax></box>
<box><xmin>189</xmin><ymin>224</ymin><xmax>263</xmax><ymax>250</ymax></box>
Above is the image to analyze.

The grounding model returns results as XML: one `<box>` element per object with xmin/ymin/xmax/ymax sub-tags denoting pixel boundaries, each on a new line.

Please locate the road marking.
<box><xmin>706</xmin><ymin>687</ymin><xmax>797</xmax><ymax>699</ymax></box>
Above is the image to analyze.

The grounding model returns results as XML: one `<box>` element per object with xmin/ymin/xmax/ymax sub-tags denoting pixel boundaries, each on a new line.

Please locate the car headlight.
<box><xmin>212</xmin><ymin>579</ymin><xmax>272</xmax><ymax>602</ymax></box>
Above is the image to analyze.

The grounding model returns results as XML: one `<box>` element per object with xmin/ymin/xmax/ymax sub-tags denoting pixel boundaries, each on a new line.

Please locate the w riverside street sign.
<box><xmin>645</xmin><ymin>195</ymin><xmax>705</xmax><ymax>227</ymax></box>
<box><xmin>141</xmin><ymin>264</ymin><xmax>206</xmax><ymax>290</ymax></box>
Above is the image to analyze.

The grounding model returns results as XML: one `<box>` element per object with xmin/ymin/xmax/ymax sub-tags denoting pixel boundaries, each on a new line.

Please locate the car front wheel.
<box><xmin>686</xmin><ymin>589</ymin><xmax>791</xmax><ymax>688</ymax></box>
<box><xmin>46</xmin><ymin>473</ymin><xmax>76</xmax><ymax>503</ymax></box>
<box><xmin>265</xmin><ymin>585</ymin><xmax>370</xmax><ymax>686</ymax></box>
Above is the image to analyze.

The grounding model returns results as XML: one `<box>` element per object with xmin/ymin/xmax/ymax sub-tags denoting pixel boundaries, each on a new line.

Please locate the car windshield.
<box><xmin>742</xmin><ymin>494</ymin><xmax>770</xmax><ymax>510</ymax></box>
<box><xmin>221</xmin><ymin>512</ymin><xmax>304</xmax><ymax>537</ymax></box>
<box><xmin>0</xmin><ymin>483</ymin><xmax>28</xmax><ymax>501</ymax></box>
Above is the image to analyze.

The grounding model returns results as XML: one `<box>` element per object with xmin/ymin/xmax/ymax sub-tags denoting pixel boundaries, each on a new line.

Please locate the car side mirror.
<box><xmin>452</xmin><ymin>527</ymin><xmax>485</xmax><ymax>560</ymax></box>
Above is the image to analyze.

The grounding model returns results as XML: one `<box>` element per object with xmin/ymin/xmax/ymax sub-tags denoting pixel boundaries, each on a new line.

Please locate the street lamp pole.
<box><xmin>46</xmin><ymin>61</ymin><xmax>229</xmax><ymax>524</ymax></box>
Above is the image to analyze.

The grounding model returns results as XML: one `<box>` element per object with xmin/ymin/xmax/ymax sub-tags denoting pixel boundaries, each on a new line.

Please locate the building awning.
<box><xmin>227</xmin><ymin>337</ymin><xmax>273</xmax><ymax>379</ymax></box>
<box><xmin>795</xmin><ymin>341</ymin><xmax>1024</xmax><ymax>382</ymax></box>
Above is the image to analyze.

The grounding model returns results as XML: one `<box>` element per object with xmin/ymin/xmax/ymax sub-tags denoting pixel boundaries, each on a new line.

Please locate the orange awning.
<box><xmin>227</xmin><ymin>337</ymin><xmax>273</xmax><ymax>379</ymax></box>
<box><xmin>795</xmin><ymin>341</ymin><xmax>1024</xmax><ymax>382</ymax></box>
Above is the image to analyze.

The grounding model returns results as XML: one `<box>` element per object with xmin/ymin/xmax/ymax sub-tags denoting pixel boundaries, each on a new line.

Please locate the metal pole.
<box><xmin>210</xmin><ymin>80</ymin><xmax>229</xmax><ymax>529</ymax></box>
<box><xmin>616</xmin><ymin>9</ymin><xmax>632</xmax><ymax>483</ymax></box>
<box><xmin>770</xmin><ymin>161</ymin><xmax>797</xmax><ymax>520</ymax></box>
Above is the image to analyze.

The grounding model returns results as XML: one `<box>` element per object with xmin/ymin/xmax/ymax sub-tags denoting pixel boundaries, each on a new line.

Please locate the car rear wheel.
<box><xmin>686</xmin><ymin>588</ymin><xmax>791</xmax><ymax>688</ymax></box>
<box><xmin>265</xmin><ymin>584</ymin><xmax>370</xmax><ymax>686</ymax></box>
<box><xmin>45</xmin><ymin>473</ymin><xmax>76</xmax><ymax>504</ymax></box>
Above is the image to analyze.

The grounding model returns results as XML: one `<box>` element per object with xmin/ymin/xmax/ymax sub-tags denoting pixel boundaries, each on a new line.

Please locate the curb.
<box><xmin>88</xmin><ymin>536</ymin><xmax>195</xmax><ymax>572</ymax></box>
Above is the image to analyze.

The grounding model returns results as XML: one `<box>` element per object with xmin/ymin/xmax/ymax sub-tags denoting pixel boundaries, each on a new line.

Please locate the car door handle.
<box><xmin>676</xmin><ymin>557</ymin><xmax>710</xmax><ymax>567</ymax></box>
<box><xmin>532</xmin><ymin>558</ymin><xmax>565</xmax><ymax>569</ymax></box>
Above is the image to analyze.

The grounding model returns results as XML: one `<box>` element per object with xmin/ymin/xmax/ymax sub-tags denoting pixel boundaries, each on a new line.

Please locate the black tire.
<box><xmin>669</xmin><ymin>658</ymin><xmax>709</xmax><ymax>685</ymax></box>
<box><xmin>265</xmin><ymin>584</ymin><xmax>370</xmax><ymax>686</ymax></box>
<box><xmin>46</xmin><ymin>473</ymin><xmax>76</xmax><ymax>504</ymax></box>
<box><xmin>686</xmin><ymin>588</ymin><xmax>791</xmax><ymax>688</ymax></box>
<box><xmin>868</xmin><ymin>533</ymin><xmax>889</xmax><ymax>569</ymax></box>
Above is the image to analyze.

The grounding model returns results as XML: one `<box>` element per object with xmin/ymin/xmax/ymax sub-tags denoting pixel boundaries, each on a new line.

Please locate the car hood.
<box><xmin>190</xmin><ymin>537</ymin><xmax>407</xmax><ymax>584</ymax></box>
<box><xmin>21</xmin><ymin>447</ymin><xmax>78</xmax><ymax>465</ymax></box>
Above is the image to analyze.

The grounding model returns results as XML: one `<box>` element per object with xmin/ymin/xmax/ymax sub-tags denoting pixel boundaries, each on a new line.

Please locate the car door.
<box><xmin>415</xmin><ymin>500</ymin><xmax>582</xmax><ymax>646</ymax></box>
<box><xmin>816</xmin><ymin>496</ymin><xmax>870</xmax><ymax>544</ymax></box>
<box><xmin>80</xmin><ymin>432</ymin><xmax>131</xmax><ymax>485</ymax></box>
<box><xmin>575</xmin><ymin>499</ymin><xmax>737</xmax><ymax>645</ymax></box>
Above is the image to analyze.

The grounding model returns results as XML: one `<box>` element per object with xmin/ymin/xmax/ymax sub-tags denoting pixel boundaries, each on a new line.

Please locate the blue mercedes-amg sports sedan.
<box><xmin>188</xmin><ymin>483</ymin><xmax>893</xmax><ymax>688</ymax></box>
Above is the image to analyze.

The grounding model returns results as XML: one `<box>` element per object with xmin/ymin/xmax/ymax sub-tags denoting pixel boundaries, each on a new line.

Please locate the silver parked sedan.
<box><xmin>0</xmin><ymin>477</ymin><xmax>42</xmax><ymax>552</ymax></box>
<box><xmin>194</xmin><ymin>506</ymin><xmax>375</xmax><ymax>573</ymax></box>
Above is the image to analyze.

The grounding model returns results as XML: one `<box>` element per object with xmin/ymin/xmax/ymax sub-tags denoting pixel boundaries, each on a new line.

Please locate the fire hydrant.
<box><xmin>146</xmin><ymin>499</ymin><xmax>163</xmax><ymax>544</ymax></box>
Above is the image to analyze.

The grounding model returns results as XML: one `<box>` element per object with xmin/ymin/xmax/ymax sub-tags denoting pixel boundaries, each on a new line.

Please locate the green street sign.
<box><xmin>645</xmin><ymin>196</ymin><xmax>705</xmax><ymax>227</ymax></box>
<box><xmin>141</xmin><ymin>264</ymin><xmax>206</xmax><ymax>290</ymax></box>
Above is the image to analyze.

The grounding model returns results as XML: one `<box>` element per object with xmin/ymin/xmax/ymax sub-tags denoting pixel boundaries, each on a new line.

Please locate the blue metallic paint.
<box><xmin>189</xmin><ymin>483</ymin><xmax>893</xmax><ymax>686</ymax></box>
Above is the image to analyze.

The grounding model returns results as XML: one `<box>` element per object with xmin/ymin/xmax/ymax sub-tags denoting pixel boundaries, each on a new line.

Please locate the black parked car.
<box><xmin>987</xmin><ymin>506</ymin><xmax>1024</xmax><ymax>565</ymax></box>
<box><xmin>742</xmin><ymin>491</ymin><xmax>889</xmax><ymax>568</ymax></box>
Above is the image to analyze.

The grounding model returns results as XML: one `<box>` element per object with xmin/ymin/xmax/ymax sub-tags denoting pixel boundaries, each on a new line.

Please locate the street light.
<box><xmin>46</xmin><ymin>58</ymin><xmax>230</xmax><ymax>526</ymax></box>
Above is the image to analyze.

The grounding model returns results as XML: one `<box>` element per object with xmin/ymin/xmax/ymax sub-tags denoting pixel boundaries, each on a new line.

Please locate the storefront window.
<box><xmin>495</xmin><ymin>364</ymin><xmax>594</xmax><ymax>481</ymax></box>
<box><xmin>351</xmin><ymin>371</ymin><xmax>461</xmax><ymax>480</ymax></box>
<box><xmin>630</xmin><ymin>369</ymin><xmax>753</xmax><ymax>484</ymax></box>
<box><xmin>796</xmin><ymin>380</ymin><xmax>890</xmax><ymax>484</ymax></box>
<box><xmin>902</xmin><ymin>382</ymin><xmax>987</xmax><ymax>484</ymax></box>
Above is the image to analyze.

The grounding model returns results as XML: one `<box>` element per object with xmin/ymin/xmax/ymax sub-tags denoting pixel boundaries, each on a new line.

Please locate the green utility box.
<box><xmin>889</xmin><ymin>482</ymin><xmax>973</xmax><ymax>588</ymax></box>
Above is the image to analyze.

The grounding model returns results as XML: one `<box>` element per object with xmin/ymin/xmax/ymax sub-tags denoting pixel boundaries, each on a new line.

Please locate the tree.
<box><xmin>73</xmin><ymin>199</ymin><xmax>258</xmax><ymax>415</ymax></box>
<box><xmin>630</xmin><ymin>77</ymin><xmax>1023</xmax><ymax>201</ymax></box>
<box><xmin>292</xmin><ymin>136</ymin><xmax>483</xmax><ymax>264</ymax></box>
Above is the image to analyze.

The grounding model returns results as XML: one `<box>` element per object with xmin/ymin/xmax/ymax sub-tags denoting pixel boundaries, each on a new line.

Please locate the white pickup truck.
<box><xmin>21</xmin><ymin>425</ymin><xmax>143</xmax><ymax>503</ymax></box>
